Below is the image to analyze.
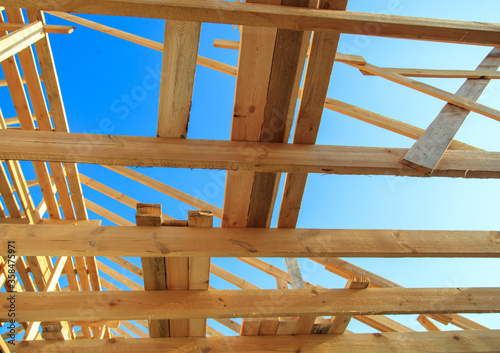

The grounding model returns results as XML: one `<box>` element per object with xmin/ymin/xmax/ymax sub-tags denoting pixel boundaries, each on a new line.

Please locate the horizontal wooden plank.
<box><xmin>2</xmin><ymin>288</ymin><xmax>499</xmax><ymax>322</ymax></box>
<box><xmin>1</xmin><ymin>130</ymin><xmax>500</xmax><ymax>178</ymax></box>
<box><xmin>1</xmin><ymin>225</ymin><xmax>499</xmax><ymax>258</ymax></box>
<box><xmin>0</xmin><ymin>23</ymin><xmax>74</xmax><ymax>34</ymax></box>
<box><xmin>8</xmin><ymin>0</ymin><xmax>500</xmax><ymax>46</ymax></box>
<box><xmin>9</xmin><ymin>330</ymin><xmax>500</xmax><ymax>352</ymax></box>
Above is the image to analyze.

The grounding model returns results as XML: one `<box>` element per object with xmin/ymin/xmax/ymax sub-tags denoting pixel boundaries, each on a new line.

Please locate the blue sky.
<box><xmin>1</xmin><ymin>0</ymin><xmax>499</xmax><ymax>337</ymax></box>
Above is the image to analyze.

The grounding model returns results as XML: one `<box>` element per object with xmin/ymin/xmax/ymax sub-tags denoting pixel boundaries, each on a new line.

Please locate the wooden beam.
<box><xmin>3</xmin><ymin>225</ymin><xmax>500</xmax><ymax>258</ymax></box>
<box><xmin>157</xmin><ymin>21</ymin><xmax>200</xmax><ymax>138</ymax></box>
<box><xmin>2</xmin><ymin>288</ymin><xmax>499</xmax><ymax>322</ymax></box>
<box><xmin>11</xmin><ymin>330</ymin><xmax>500</xmax><ymax>352</ymax></box>
<box><xmin>8</xmin><ymin>0</ymin><xmax>500</xmax><ymax>46</ymax></box>
<box><xmin>403</xmin><ymin>47</ymin><xmax>500</xmax><ymax>172</ymax></box>
<box><xmin>2</xmin><ymin>130</ymin><xmax>500</xmax><ymax>178</ymax></box>
<box><xmin>0</xmin><ymin>21</ymin><xmax>44</xmax><ymax>62</ymax></box>
<box><xmin>347</xmin><ymin>62</ymin><xmax>500</xmax><ymax>122</ymax></box>
<box><xmin>0</xmin><ymin>23</ymin><xmax>74</xmax><ymax>34</ymax></box>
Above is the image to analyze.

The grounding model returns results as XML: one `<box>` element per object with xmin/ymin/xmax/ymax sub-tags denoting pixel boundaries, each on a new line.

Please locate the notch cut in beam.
<box><xmin>1</xmin><ymin>225</ymin><xmax>499</xmax><ymax>258</ymax></box>
<box><xmin>1</xmin><ymin>130</ymin><xmax>500</xmax><ymax>178</ymax></box>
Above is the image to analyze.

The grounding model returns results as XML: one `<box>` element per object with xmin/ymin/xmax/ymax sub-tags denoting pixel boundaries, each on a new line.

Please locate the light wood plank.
<box><xmin>3</xmin><ymin>225</ymin><xmax>500</xmax><ymax>258</ymax></box>
<box><xmin>3</xmin><ymin>130</ymin><xmax>500</xmax><ymax>178</ymax></box>
<box><xmin>9</xmin><ymin>0</ymin><xmax>500</xmax><ymax>46</ymax></box>
<box><xmin>403</xmin><ymin>47</ymin><xmax>500</xmax><ymax>172</ymax></box>
<box><xmin>157</xmin><ymin>20</ymin><xmax>200</xmax><ymax>138</ymax></box>
<box><xmin>0</xmin><ymin>21</ymin><xmax>44</xmax><ymax>62</ymax></box>
<box><xmin>2</xmin><ymin>287</ymin><xmax>500</xmax><ymax>322</ymax></box>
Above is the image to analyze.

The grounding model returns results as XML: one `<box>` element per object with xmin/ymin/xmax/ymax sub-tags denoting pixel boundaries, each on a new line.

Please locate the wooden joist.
<box><xmin>2</xmin><ymin>130</ymin><xmax>500</xmax><ymax>178</ymax></box>
<box><xmin>7</xmin><ymin>0</ymin><xmax>500</xmax><ymax>46</ymax></box>
<box><xmin>11</xmin><ymin>330</ymin><xmax>500</xmax><ymax>352</ymax></box>
<box><xmin>403</xmin><ymin>47</ymin><xmax>500</xmax><ymax>172</ymax></box>
<box><xmin>2</xmin><ymin>225</ymin><xmax>500</xmax><ymax>258</ymax></box>
<box><xmin>2</xmin><ymin>287</ymin><xmax>499</xmax><ymax>322</ymax></box>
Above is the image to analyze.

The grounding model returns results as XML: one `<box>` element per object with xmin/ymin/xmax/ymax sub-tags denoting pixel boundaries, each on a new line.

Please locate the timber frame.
<box><xmin>0</xmin><ymin>1</ymin><xmax>499</xmax><ymax>352</ymax></box>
